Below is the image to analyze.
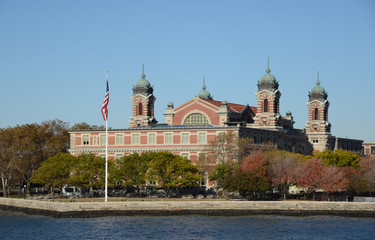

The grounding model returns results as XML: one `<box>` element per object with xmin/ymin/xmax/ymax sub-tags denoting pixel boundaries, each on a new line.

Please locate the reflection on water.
<box><xmin>1</xmin><ymin>210</ymin><xmax>375</xmax><ymax>239</ymax></box>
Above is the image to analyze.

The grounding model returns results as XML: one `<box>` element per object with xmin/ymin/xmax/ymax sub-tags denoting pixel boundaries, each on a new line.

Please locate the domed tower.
<box><xmin>306</xmin><ymin>72</ymin><xmax>332</xmax><ymax>151</ymax></box>
<box><xmin>253</xmin><ymin>57</ymin><xmax>282</xmax><ymax>129</ymax></box>
<box><xmin>197</xmin><ymin>77</ymin><xmax>213</xmax><ymax>100</ymax></box>
<box><xmin>129</xmin><ymin>64</ymin><xmax>157</xmax><ymax>127</ymax></box>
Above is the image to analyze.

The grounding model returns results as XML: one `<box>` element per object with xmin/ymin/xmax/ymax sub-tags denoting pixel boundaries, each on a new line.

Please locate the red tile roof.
<box><xmin>203</xmin><ymin>99</ymin><xmax>257</xmax><ymax>114</ymax></box>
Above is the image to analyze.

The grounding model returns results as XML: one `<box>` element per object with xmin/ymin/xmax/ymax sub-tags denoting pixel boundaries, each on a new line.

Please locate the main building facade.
<box><xmin>69</xmin><ymin>61</ymin><xmax>363</xmax><ymax>165</ymax></box>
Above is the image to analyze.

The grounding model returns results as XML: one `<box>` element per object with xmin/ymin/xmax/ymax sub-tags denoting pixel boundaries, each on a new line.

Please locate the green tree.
<box><xmin>69</xmin><ymin>153</ymin><xmax>107</xmax><ymax>189</ymax></box>
<box><xmin>147</xmin><ymin>151</ymin><xmax>201</xmax><ymax>190</ymax></box>
<box><xmin>313</xmin><ymin>149</ymin><xmax>360</xmax><ymax>169</ymax></box>
<box><xmin>110</xmin><ymin>152</ymin><xmax>151</xmax><ymax>191</ymax></box>
<box><xmin>30</xmin><ymin>153</ymin><xmax>74</xmax><ymax>196</ymax></box>
<box><xmin>209</xmin><ymin>161</ymin><xmax>237</xmax><ymax>189</ymax></box>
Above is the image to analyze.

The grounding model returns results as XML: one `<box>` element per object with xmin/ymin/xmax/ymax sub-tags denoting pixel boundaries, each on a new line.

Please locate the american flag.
<box><xmin>101</xmin><ymin>73</ymin><xmax>109</xmax><ymax>121</ymax></box>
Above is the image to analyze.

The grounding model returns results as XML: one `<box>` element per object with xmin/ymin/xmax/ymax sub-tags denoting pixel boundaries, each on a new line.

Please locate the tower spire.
<box><xmin>316</xmin><ymin>71</ymin><xmax>320</xmax><ymax>85</ymax></box>
<box><xmin>202</xmin><ymin>76</ymin><xmax>206</xmax><ymax>90</ymax></box>
<box><xmin>266</xmin><ymin>57</ymin><xmax>271</xmax><ymax>73</ymax></box>
<box><xmin>141</xmin><ymin>63</ymin><xmax>146</xmax><ymax>79</ymax></box>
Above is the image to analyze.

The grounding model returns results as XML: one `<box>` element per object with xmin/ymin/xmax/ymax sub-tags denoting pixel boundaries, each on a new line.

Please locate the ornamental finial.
<box><xmin>141</xmin><ymin>63</ymin><xmax>146</xmax><ymax>79</ymax></box>
<box><xmin>266</xmin><ymin>57</ymin><xmax>271</xmax><ymax>73</ymax></box>
<box><xmin>316</xmin><ymin>71</ymin><xmax>320</xmax><ymax>85</ymax></box>
<box><xmin>202</xmin><ymin>76</ymin><xmax>206</xmax><ymax>90</ymax></box>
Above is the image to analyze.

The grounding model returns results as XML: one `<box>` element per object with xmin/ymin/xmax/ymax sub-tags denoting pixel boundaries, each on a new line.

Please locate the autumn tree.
<box><xmin>0</xmin><ymin>127</ymin><xmax>19</xmax><ymax>197</ymax></box>
<box><xmin>70</xmin><ymin>122</ymin><xmax>105</xmax><ymax>130</ymax></box>
<box><xmin>210</xmin><ymin>151</ymin><xmax>271</xmax><ymax>199</ymax></box>
<box><xmin>320</xmin><ymin>166</ymin><xmax>349</xmax><ymax>200</ymax></box>
<box><xmin>11</xmin><ymin>119</ymin><xmax>70</xmax><ymax>197</ymax></box>
<box><xmin>359</xmin><ymin>155</ymin><xmax>375</xmax><ymax>195</ymax></box>
<box><xmin>207</xmin><ymin>131</ymin><xmax>258</xmax><ymax>164</ymax></box>
<box><xmin>268</xmin><ymin>151</ymin><xmax>300</xmax><ymax>199</ymax></box>
<box><xmin>296</xmin><ymin>158</ymin><xmax>324</xmax><ymax>200</ymax></box>
<box><xmin>235</xmin><ymin>151</ymin><xmax>271</xmax><ymax>199</ymax></box>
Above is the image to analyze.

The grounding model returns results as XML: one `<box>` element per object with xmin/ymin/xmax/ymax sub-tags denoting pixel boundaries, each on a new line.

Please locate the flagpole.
<box><xmin>105</xmin><ymin>70</ymin><xmax>109</xmax><ymax>203</ymax></box>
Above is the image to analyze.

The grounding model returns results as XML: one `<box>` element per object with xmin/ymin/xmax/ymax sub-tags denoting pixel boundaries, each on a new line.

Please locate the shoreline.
<box><xmin>1</xmin><ymin>198</ymin><xmax>375</xmax><ymax>218</ymax></box>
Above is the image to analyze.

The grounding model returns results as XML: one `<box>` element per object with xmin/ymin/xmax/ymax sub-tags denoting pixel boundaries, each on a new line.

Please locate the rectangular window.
<box><xmin>92</xmin><ymin>136</ymin><xmax>98</xmax><ymax>145</ymax></box>
<box><xmin>182</xmin><ymin>133</ymin><xmax>189</xmax><ymax>144</ymax></box>
<box><xmin>198</xmin><ymin>132</ymin><xmax>206</xmax><ymax>144</ymax></box>
<box><xmin>165</xmin><ymin>133</ymin><xmax>172</xmax><ymax>144</ymax></box>
<box><xmin>132</xmin><ymin>134</ymin><xmax>140</xmax><ymax>145</ymax></box>
<box><xmin>100</xmin><ymin>134</ymin><xmax>106</xmax><ymax>145</ymax></box>
<box><xmin>181</xmin><ymin>152</ymin><xmax>189</xmax><ymax>159</ymax></box>
<box><xmin>116</xmin><ymin>153</ymin><xmax>123</xmax><ymax>159</ymax></box>
<box><xmin>148</xmin><ymin>133</ymin><xmax>156</xmax><ymax>144</ymax></box>
<box><xmin>116</xmin><ymin>134</ymin><xmax>124</xmax><ymax>145</ymax></box>
<box><xmin>82</xmin><ymin>135</ymin><xmax>90</xmax><ymax>145</ymax></box>
<box><xmin>371</xmin><ymin>146</ymin><xmax>375</xmax><ymax>155</ymax></box>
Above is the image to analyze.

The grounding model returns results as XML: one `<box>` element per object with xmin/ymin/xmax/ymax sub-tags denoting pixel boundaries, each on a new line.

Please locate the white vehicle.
<box><xmin>62</xmin><ymin>185</ymin><xmax>81</xmax><ymax>198</ymax></box>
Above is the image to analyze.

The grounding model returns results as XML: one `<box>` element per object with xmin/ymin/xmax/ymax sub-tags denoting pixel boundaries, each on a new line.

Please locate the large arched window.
<box><xmin>183</xmin><ymin>113</ymin><xmax>209</xmax><ymax>125</ymax></box>
<box><xmin>263</xmin><ymin>99</ymin><xmax>268</xmax><ymax>113</ymax></box>
<box><xmin>138</xmin><ymin>102</ymin><xmax>143</xmax><ymax>115</ymax></box>
<box><xmin>314</xmin><ymin>108</ymin><xmax>319</xmax><ymax>120</ymax></box>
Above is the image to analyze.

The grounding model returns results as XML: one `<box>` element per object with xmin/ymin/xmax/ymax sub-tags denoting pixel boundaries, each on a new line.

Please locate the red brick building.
<box><xmin>69</xmin><ymin>61</ymin><xmax>364</xmax><ymax>166</ymax></box>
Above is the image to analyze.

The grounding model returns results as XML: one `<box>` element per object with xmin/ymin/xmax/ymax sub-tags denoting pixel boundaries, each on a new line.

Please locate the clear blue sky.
<box><xmin>1</xmin><ymin>0</ymin><xmax>374</xmax><ymax>142</ymax></box>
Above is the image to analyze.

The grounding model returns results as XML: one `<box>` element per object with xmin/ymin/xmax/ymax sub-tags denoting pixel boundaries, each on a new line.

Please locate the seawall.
<box><xmin>1</xmin><ymin>198</ymin><xmax>375</xmax><ymax>218</ymax></box>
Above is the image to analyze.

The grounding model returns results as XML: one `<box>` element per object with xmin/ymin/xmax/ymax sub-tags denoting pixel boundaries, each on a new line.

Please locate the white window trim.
<box><xmin>82</xmin><ymin>134</ymin><xmax>90</xmax><ymax>145</ymax></box>
<box><xmin>99</xmin><ymin>134</ymin><xmax>106</xmax><ymax>146</ymax></box>
<box><xmin>164</xmin><ymin>132</ymin><xmax>173</xmax><ymax>144</ymax></box>
<box><xmin>115</xmin><ymin>134</ymin><xmax>124</xmax><ymax>145</ymax></box>
<box><xmin>132</xmin><ymin>133</ymin><xmax>140</xmax><ymax>145</ymax></box>
<box><xmin>181</xmin><ymin>132</ymin><xmax>190</xmax><ymax>144</ymax></box>
<box><xmin>148</xmin><ymin>133</ymin><xmax>156</xmax><ymax>145</ymax></box>
<box><xmin>92</xmin><ymin>135</ymin><xmax>98</xmax><ymax>146</ymax></box>
<box><xmin>198</xmin><ymin>131</ymin><xmax>207</xmax><ymax>144</ymax></box>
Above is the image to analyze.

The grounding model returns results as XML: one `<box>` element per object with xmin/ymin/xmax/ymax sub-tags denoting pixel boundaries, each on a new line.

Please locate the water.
<box><xmin>1</xmin><ymin>210</ymin><xmax>375</xmax><ymax>240</ymax></box>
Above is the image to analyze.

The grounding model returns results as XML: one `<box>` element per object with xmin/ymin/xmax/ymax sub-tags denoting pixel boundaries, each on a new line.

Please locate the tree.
<box><xmin>210</xmin><ymin>151</ymin><xmax>272</xmax><ymax>199</ymax></box>
<box><xmin>235</xmin><ymin>151</ymin><xmax>271</xmax><ymax>199</ymax></box>
<box><xmin>268</xmin><ymin>151</ymin><xmax>299</xmax><ymax>199</ymax></box>
<box><xmin>146</xmin><ymin>151</ymin><xmax>201</xmax><ymax>190</ymax></box>
<box><xmin>209</xmin><ymin>161</ymin><xmax>237</xmax><ymax>189</ymax></box>
<box><xmin>0</xmin><ymin>128</ymin><xmax>19</xmax><ymax>197</ymax></box>
<box><xmin>319</xmin><ymin>166</ymin><xmax>349</xmax><ymax>200</ymax></box>
<box><xmin>70</xmin><ymin>122</ymin><xmax>105</xmax><ymax>130</ymax></box>
<box><xmin>69</xmin><ymin>153</ymin><xmax>107</xmax><ymax>189</ymax></box>
<box><xmin>30</xmin><ymin>153</ymin><xmax>75</xmax><ymax>196</ymax></box>
<box><xmin>359</xmin><ymin>155</ymin><xmax>375</xmax><ymax>195</ymax></box>
<box><xmin>296</xmin><ymin>158</ymin><xmax>324</xmax><ymax>200</ymax></box>
<box><xmin>207</xmin><ymin>131</ymin><xmax>257</xmax><ymax>164</ymax></box>
<box><xmin>11</xmin><ymin>120</ymin><xmax>70</xmax><ymax>197</ymax></box>
<box><xmin>110</xmin><ymin>152</ymin><xmax>151</xmax><ymax>193</ymax></box>
<box><xmin>313</xmin><ymin>149</ymin><xmax>361</xmax><ymax>169</ymax></box>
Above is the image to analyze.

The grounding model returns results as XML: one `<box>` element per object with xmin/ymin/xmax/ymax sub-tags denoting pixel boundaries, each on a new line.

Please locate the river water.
<box><xmin>1</xmin><ymin>210</ymin><xmax>375</xmax><ymax>239</ymax></box>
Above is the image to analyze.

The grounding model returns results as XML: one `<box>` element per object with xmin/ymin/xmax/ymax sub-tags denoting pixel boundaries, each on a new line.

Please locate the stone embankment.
<box><xmin>1</xmin><ymin>198</ymin><xmax>375</xmax><ymax>218</ymax></box>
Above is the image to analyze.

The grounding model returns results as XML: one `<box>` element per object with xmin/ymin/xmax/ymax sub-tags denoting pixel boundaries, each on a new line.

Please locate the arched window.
<box><xmin>183</xmin><ymin>113</ymin><xmax>208</xmax><ymax>125</ymax></box>
<box><xmin>314</xmin><ymin>108</ymin><xmax>319</xmax><ymax>120</ymax></box>
<box><xmin>264</xmin><ymin>99</ymin><xmax>268</xmax><ymax>113</ymax></box>
<box><xmin>138</xmin><ymin>102</ymin><xmax>143</xmax><ymax>115</ymax></box>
